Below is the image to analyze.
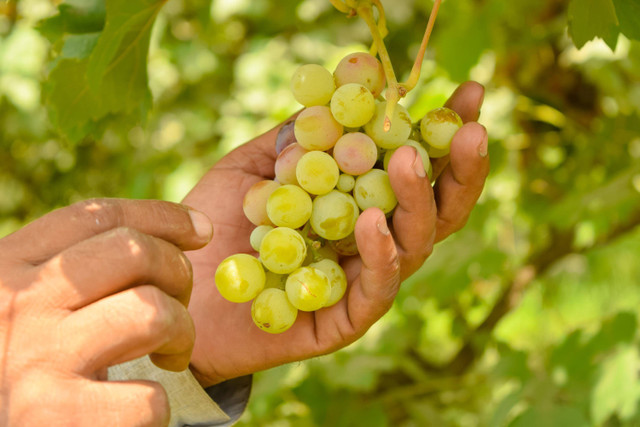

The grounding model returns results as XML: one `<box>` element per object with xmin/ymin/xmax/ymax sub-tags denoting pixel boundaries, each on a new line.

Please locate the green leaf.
<box><xmin>43</xmin><ymin>0</ymin><xmax>165</xmax><ymax>141</ymax></box>
<box><xmin>37</xmin><ymin>0</ymin><xmax>105</xmax><ymax>42</ymax></box>
<box><xmin>568</xmin><ymin>0</ymin><xmax>620</xmax><ymax>50</ymax></box>
<box><xmin>510</xmin><ymin>405</ymin><xmax>590</xmax><ymax>427</ymax></box>
<box><xmin>612</xmin><ymin>0</ymin><xmax>640</xmax><ymax>41</ymax></box>
<box><xmin>591</xmin><ymin>346</ymin><xmax>640</xmax><ymax>424</ymax></box>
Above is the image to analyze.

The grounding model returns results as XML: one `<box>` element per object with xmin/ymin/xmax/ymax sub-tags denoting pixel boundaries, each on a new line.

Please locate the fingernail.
<box><xmin>478</xmin><ymin>133</ymin><xmax>488</xmax><ymax>158</ymax></box>
<box><xmin>377</xmin><ymin>214</ymin><xmax>390</xmax><ymax>236</ymax></box>
<box><xmin>189</xmin><ymin>209</ymin><xmax>213</xmax><ymax>241</ymax></box>
<box><xmin>412</xmin><ymin>150</ymin><xmax>426</xmax><ymax>178</ymax></box>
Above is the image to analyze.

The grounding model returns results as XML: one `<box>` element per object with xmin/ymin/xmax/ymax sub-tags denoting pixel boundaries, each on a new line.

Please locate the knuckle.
<box><xmin>135</xmin><ymin>286</ymin><xmax>180</xmax><ymax>335</ymax></box>
<box><xmin>71</xmin><ymin>198</ymin><xmax>125</xmax><ymax>232</ymax></box>
<box><xmin>109</xmin><ymin>227</ymin><xmax>155</xmax><ymax>269</ymax></box>
<box><xmin>146</xmin><ymin>382</ymin><xmax>171</xmax><ymax>423</ymax></box>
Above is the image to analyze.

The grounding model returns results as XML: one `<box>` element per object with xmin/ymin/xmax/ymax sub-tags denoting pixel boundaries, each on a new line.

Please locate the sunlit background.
<box><xmin>2</xmin><ymin>0</ymin><xmax>640</xmax><ymax>425</ymax></box>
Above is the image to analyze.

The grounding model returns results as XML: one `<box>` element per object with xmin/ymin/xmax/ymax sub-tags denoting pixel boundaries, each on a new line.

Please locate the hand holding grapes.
<box><xmin>183</xmin><ymin>80</ymin><xmax>489</xmax><ymax>388</ymax></box>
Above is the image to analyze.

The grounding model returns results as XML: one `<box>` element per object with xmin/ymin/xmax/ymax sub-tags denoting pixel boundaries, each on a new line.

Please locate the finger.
<box><xmin>62</xmin><ymin>285</ymin><xmax>195</xmax><ymax>373</ymax></box>
<box><xmin>34</xmin><ymin>227</ymin><xmax>193</xmax><ymax>308</ymax></box>
<box><xmin>346</xmin><ymin>208</ymin><xmax>400</xmax><ymax>331</ymax></box>
<box><xmin>433</xmin><ymin>122</ymin><xmax>490</xmax><ymax>243</ymax></box>
<box><xmin>443</xmin><ymin>80</ymin><xmax>485</xmax><ymax>123</ymax></box>
<box><xmin>21</xmin><ymin>377</ymin><xmax>170</xmax><ymax>427</ymax></box>
<box><xmin>79</xmin><ymin>380</ymin><xmax>170</xmax><ymax>427</ymax></box>
<box><xmin>387</xmin><ymin>145</ymin><xmax>437</xmax><ymax>278</ymax></box>
<box><xmin>1</xmin><ymin>198</ymin><xmax>213</xmax><ymax>264</ymax></box>
<box><xmin>431</xmin><ymin>81</ymin><xmax>485</xmax><ymax>178</ymax></box>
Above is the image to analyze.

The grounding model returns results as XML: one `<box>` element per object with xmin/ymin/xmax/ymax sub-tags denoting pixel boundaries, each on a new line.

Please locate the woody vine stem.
<box><xmin>330</xmin><ymin>0</ymin><xmax>443</xmax><ymax>130</ymax></box>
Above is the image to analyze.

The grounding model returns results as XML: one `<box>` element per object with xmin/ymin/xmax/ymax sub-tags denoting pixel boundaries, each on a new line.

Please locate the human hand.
<box><xmin>184</xmin><ymin>81</ymin><xmax>489</xmax><ymax>387</ymax></box>
<box><xmin>0</xmin><ymin>199</ymin><xmax>212</xmax><ymax>425</ymax></box>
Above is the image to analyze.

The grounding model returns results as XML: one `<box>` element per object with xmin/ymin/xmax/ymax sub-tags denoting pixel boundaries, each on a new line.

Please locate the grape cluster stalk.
<box><xmin>214</xmin><ymin>0</ymin><xmax>461</xmax><ymax>334</ymax></box>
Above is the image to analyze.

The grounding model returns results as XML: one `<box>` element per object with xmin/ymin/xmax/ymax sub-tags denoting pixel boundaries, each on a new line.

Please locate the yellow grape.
<box><xmin>251</xmin><ymin>288</ymin><xmax>298</xmax><ymax>334</ymax></box>
<box><xmin>285</xmin><ymin>266</ymin><xmax>331</xmax><ymax>311</ymax></box>
<box><xmin>259</xmin><ymin>227</ymin><xmax>307</xmax><ymax>274</ymax></box>
<box><xmin>215</xmin><ymin>254</ymin><xmax>265</xmax><ymax>303</ymax></box>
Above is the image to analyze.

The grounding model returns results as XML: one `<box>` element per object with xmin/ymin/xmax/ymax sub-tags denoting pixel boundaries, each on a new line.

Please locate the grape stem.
<box><xmin>330</xmin><ymin>0</ymin><xmax>443</xmax><ymax>131</ymax></box>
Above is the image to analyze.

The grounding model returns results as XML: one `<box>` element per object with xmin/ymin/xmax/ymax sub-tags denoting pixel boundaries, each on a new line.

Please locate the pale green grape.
<box><xmin>296</xmin><ymin>151</ymin><xmax>340</xmax><ymax>196</ymax></box>
<box><xmin>425</xmin><ymin>143</ymin><xmax>450</xmax><ymax>158</ymax></box>
<box><xmin>309</xmin><ymin>190</ymin><xmax>359</xmax><ymax>241</ymax></box>
<box><xmin>215</xmin><ymin>254</ymin><xmax>265</xmax><ymax>303</ymax></box>
<box><xmin>332</xmin><ymin>132</ymin><xmax>378</xmax><ymax>176</ymax></box>
<box><xmin>259</xmin><ymin>227</ymin><xmax>307</xmax><ymax>274</ymax></box>
<box><xmin>285</xmin><ymin>266</ymin><xmax>331</xmax><ymax>311</ymax></box>
<box><xmin>363</xmin><ymin>102</ymin><xmax>412</xmax><ymax>149</ymax></box>
<box><xmin>336</xmin><ymin>174</ymin><xmax>355</xmax><ymax>193</ymax></box>
<box><xmin>264</xmin><ymin>271</ymin><xmax>287</xmax><ymax>290</ymax></box>
<box><xmin>330</xmin><ymin>83</ymin><xmax>375</xmax><ymax>128</ymax></box>
<box><xmin>275</xmin><ymin>143</ymin><xmax>308</xmax><ymax>185</ymax></box>
<box><xmin>242</xmin><ymin>180</ymin><xmax>280</xmax><ymax>226</ymax></box>
<box><xmin>354</xmin><ymin>169</ymin><xmax>397</xmax><ymax>214</ymax></box>
<box><xmin>266</xmin><ymin>184</ymin><xmax>313</xmax><ymax>229</ymax></box>
<box><xmin>333</xmin><ymin>52</ymin><xmax>386</xmax><ymax>97</ymax></box>
<box><xmin>420</xmin><ymin>107</ymin><xmax>463</xmax><ymax>150</ymax></box>
<box><xmin>294</xmin><ymin>106</ymin><xmax>343</xmax><ymax>151</ymax></box>
<box><xmin>251</xmin><ymin>288</ymin><xmax>298</xmax><ymax>334</ymax></box>
<box><xmin>250</xmin><ymin>225</ymin><xmax>274</xmax><ymax>252</ymax></box>
<box><xmin>308</xmin><ymin>259</ymin><xmax>347</xmax><ymax>307</ymax></box>
<box><xmin>383</xmin><ymin>139</ymin><xmax>432</xmax><ymax>179</ymax></box>
<box><xmin>290</xmin><ymin>64</ymin><xmax>335</xmax><ymax>107</ymax></box>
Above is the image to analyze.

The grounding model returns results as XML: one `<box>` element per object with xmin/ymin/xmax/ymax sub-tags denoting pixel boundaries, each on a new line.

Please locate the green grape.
<box><xmin>425</xmin><ymin>143</ymin><xmax>450</xmax><ymax>158</ymax></box>
<box><xmin>294</xmin><ymin>106</ymin><xmax>343</xmax><ymax>151</ymax></box>
<box><xmin>332</xmin><ymin>132</ymin><xmax>378</xmax><ymax>176</ymax></box>
<box><xmin>308</xmin><ymin>259</ymin><xmax>347</xmax><ymax>307</ymax></box>
<box><xmin>285</xmin><ymin>266</ymin><xmax>331</xmax><ymax>311</ymax></box>
<box><xmin>242</xmin><ymin>180</ymin><xmax>280</xmax><ymax>226</ymax></box>
<box><xmin>354</xmin><ymin>169</ymin><xmax>397</xmax><ymax>214</ymax></box>
<box><xmin>364</xmin><ymin>102</ymin><xmax>412</xmax><ymax>149</ymax></box>
<box><xmin>251</xmin><ymin>288</ymin><xmax>298</xmax><ymax>334</ymax></box>
<box><xmin>215</xmin><ymin>254</ymin><xmax>265</xmax><ymax>303</ymax></box>
<box><xmin>250</xmin><ymin>225</ymin><xmax>274</xmax><ymax>252</ymax></box>
<box><xmin>309</xmin><ymin>190</ymin><xmax>359</xmax><ymax>241</ymax></box>
<box><xmin>259</xmin><ymin>227</ymin><xmax>307</xmax><ymax>274</ymax></box>
<box><xmin>304</xmin><ymin>241</ymin><xmax>340</xmax><ymax>265</ymax></box>
<box><xmin>266</xmin><ymin>184</ymin><xmax>313</xmax><ymax>229</ymax></box>
<box><xmin>296</xmin><ymin>151</ymin><xmax>340</xmax><ymax>196</ymax></box>
<box><xmin>290</xmin><ymin>64</ymin><xmax>335</xmax><ymax>107</ymax></box>
<box><xmin>333</xmin><ymin>52</ymin><xmax>386</xmax><ymax>98</ymax></box>
<box><xmin>264</xmin><ymin>271</ymin><xmax>287</xmax><ymax>290</ymax></box>
<box><xmin>336</xmin><ymin>174</ymin><xmax>355</xmax><ymax>193</ymax></box>
<box><xmin>330</xmin><ymin>83</ymin><xmax>376</xmax><ymax>128</ymax></box>
<box><xmin>383</xmin><ymin>139</ymin><xmax>433</xmax><ymax>179</ymax></box>
<box><xmin>420</xmin><ymin>107</ymin><xmax>463</xmax><ymax>150</ymax></box>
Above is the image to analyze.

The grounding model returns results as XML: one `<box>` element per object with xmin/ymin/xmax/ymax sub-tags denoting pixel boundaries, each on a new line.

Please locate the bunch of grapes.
<box><xmin>214</xmin><ymin>51</ymin><xmax>463</xmax><ymax>334</ymax></box>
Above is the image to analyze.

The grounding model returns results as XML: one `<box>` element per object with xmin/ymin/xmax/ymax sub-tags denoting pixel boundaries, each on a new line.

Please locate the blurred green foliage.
<box><xmin>2</xmin><ymin>0</ymin><xmax>640</xmax><ymax>425</ymax></box>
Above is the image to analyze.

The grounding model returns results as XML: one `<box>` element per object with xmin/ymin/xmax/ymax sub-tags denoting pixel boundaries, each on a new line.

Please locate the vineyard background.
<box><xmin>1</xmin><ymin>0</ymin><xmax>640</xmax><ymax>425</ymax></box>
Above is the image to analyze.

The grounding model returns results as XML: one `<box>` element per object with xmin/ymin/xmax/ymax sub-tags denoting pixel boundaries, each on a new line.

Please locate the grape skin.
<box><xmin>215</xmin><ymin>254</ymin><xmax>266</xmax><ymax>303</ymax></box>
<box><xmin>296</xmin><ymin>151</ymin><xmax>340</xmax><ymax>196</ymax></box>
<box><xmin>285</xmin><ymin>266</ymin><xmax>331</xmax><ymax>312</ymax></box>
<box><xmin>275</xmin><ymin>119</ymin><xmax>297</xmax><ymax>155</ymax></box>
<box><xmin>354</xmin><ymin>169</ymin><xmax>398</xmax><ymax>214</ymax></box>
<box><xmin>310</xmin><ymin>190</ymin><xmax>360</xmax><ymax>241</ymax></box>
<box><xmin>242</xmin><ymin>180</ymin><xmax>280</xmax><ymax>226</ymax></box>
<box><xmin>330</xmin><ymin>83</ymin><xmax>376</xmax><ymax>128</ymax></box>
<box><xmin>251</xmin><ymin>288</ymin><xmax>298</xmax><ymax>334</ymax></box>
<box><xmin>420</xmin><ymin>107</ymin><xmax>463</xmax><ymax>150</ymax></box>
<box><xmin>266</xmin><ymin>184</ymin><xmax>313</xmax><ymax>229</ymax></box>
<box><xmin>333</xmin><ymin>52</ymin><xmax>386</xmax><ymax>98</ymax></box>
<box><xmin>329</xmin><ymin>232</ymin><xmax>359</xmax><ymax>256</ymax></box>
<box><xmin>364</xmin><ymin>102</ymin><xmax>413</xmax><ymax>150</ymax></box>
<box><xmin>275</xmin><ymin>143</ymin><xmax>308</xmax><ymax>186</ymax></box>
<box><xmin>333</xmin><ymin>132</ymin><xmax>378</xmax><ymax>176</ymax></box>
<box><xmin>308</xmin><ymin>259</ymin><xmax>347</xmax><ymax>307</ymax></box>
<box><xmin>250</xmin><ymin>225</ymin><xmax>274</xmax><ymax>252</ymax></box>
<box><xmin>336</xmin><ymin>174</ymin><xmax>355</xmax><ymax>193</ymax></box>
<box><xmin>294</xmin><ymin>106</ymin><xmax>344</xmax><ymax>151</ymax></box>
<box><xmin>259</xmin><ymin>227</ymin><xmax>307</xmax><ymax>274</ymax></box>
<box><xmin>291</xmin><ymin>64</ymin><xmax>336</xmax><ymax>107</ymax></box>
